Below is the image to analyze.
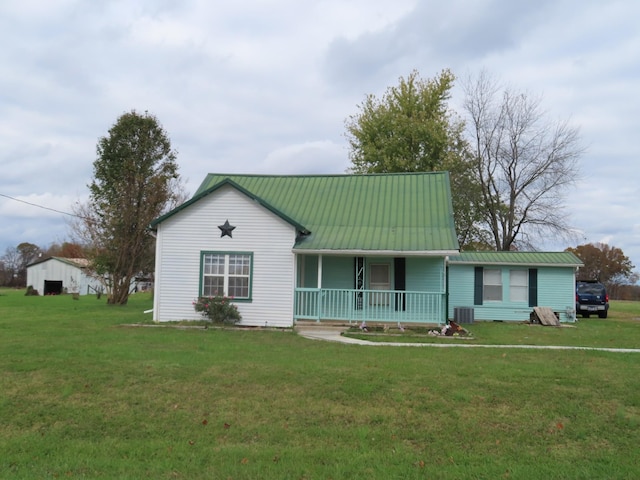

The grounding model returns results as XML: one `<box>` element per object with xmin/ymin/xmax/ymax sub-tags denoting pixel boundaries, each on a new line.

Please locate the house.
<box><xmin>26</xmin><ymin>257</ymin><xmax>103</xmax><ymax>295</ymax></box>
<box><xmin>150</xmin><ymin>172</ymin><xmax>458</xmax><ymax>326</ymax></box>
<box><xmin>150</xmin><ymin>172</ymin><xmax>582</xmax><ymax>326</ymax></box>
<box><xmin>448</xmin><ymin>252</ymin><xmax>583</xmax><ymax>323</ymax></box>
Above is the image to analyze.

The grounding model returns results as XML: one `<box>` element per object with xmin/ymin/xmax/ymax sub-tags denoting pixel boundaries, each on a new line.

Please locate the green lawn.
<box><xmin>1</xmin><ymin>289</ymin><xmax>639</xmax><ymax>479</ymax></box>
<box><xmin>344</xmin><ymin>300</ymin><xmax>640</xmax><ymax>348</ymax></box>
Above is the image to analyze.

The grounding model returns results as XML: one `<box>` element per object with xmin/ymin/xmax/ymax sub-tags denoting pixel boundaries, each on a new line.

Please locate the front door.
<box><xmin>369</xmin><ymin>263</ymin><xmax>390</xmax><ymax>306</ymax></box>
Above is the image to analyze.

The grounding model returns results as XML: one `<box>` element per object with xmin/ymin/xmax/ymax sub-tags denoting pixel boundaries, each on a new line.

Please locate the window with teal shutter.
<box><xmin>528</xmin><ymin>269</ymin><xmax>538</xmax><ymax>307</ymax></box>
<box><xmin>474</xmin><ymin>267</ymin><xmax>483</xmax><ymax>305</ymax></box>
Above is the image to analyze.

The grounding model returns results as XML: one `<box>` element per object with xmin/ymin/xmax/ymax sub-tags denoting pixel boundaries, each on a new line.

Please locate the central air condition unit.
<box><xmin>453</xmin><ymin>307</ymin><xmax>474</xmax><ymax>324</ymax></box>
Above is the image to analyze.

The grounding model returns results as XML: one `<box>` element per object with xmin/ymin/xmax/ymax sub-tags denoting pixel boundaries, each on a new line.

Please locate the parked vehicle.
<box><xmin>576</xmin><ymin>280</ymin><xmax>609</xmax><ymax>318</ymax></box>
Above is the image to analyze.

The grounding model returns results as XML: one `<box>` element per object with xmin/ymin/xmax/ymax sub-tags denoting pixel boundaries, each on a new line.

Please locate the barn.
<box><xmin>26</xmin><ymin>257</ymin><xmax>103</xmax><ymax>296</ymax></box>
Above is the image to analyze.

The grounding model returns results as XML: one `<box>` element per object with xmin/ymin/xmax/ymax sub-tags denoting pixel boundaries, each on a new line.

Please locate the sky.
<box><xmin>1</xmin><ymin>0</ymin><xmax>638</xmax><ymax>271</ymax></box>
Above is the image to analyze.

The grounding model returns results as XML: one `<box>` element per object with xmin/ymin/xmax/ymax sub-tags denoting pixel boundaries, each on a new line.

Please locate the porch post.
<box><xmin>293</xmin><ymin>253</ymin><xmax>298</xmax><ymax>325</ymax></box>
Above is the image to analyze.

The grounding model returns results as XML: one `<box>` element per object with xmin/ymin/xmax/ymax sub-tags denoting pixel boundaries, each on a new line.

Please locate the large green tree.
<box><xmin>345</xmin><ymin>70</ymin><xmax>484</xmax><ymax>248</ymax></box>
<box><xmin>75</xmin><ymin>110</ymin><xmax>182</xmax><ymax>305</ymax></box>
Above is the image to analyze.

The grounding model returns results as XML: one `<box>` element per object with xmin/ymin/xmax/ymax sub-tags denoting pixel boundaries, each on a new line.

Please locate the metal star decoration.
<box><xmin>218</xmin><ymin>220</ymin><xmax>236</xmax><ymax>238</ymax></box>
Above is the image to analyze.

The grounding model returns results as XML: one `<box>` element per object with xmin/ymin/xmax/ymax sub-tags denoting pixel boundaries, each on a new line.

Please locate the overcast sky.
<box><xmin>1</xmin><ymin>0</ymin><xmax>638</xmax><ymax>271</ymax></box>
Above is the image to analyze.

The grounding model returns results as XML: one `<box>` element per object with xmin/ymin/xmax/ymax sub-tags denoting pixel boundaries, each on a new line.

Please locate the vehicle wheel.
<box><xmin>598</xmin><ymin>311</ymin><xmax>608</xmax><ymax>319</ymax></box>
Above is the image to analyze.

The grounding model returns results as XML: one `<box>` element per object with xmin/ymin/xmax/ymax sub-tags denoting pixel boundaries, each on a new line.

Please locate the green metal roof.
<box><xmin>449</xmin><ymin>251</ymin><xmax>583</xmax><ymax>267</ymax></box>
<box><xmin>152</xmin><ymin>172</ymin><xmax>459</xmax><ymax>254</ymax></box>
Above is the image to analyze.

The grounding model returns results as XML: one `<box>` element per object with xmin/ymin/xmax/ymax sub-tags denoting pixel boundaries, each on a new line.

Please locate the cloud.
<box><xmin>0</xmin><ymin>0</ymin><xmax>639</xmax><ymax>271</ymax></box>
<box><xmin>258</xmin><ymin>141</ymin><xmax>349</xmax><ymax>175</ymax></box>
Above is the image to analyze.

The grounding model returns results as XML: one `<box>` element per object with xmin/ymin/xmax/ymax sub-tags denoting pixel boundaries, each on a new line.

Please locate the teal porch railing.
<box><xmin>294</xmin><ymin>288</ymin><xmax>446</xmax><ymax>324</ymax></box>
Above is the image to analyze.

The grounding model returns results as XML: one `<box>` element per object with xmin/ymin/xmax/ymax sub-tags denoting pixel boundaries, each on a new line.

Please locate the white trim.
<box><xmin>153</xmin><ymin>225</ymin><xmax>162</xmax><ymax>321</ymax></box>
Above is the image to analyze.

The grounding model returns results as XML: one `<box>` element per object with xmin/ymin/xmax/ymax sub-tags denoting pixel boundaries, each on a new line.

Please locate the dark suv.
<box><xmin>576</xmin><ymin>281</ymin><xmax>609</xmax><ymax>318</ymax></box>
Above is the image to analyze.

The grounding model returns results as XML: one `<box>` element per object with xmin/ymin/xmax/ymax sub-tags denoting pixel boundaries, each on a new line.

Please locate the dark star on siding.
<box><xmin>218</xmin><ymin>220</ymin><xmax>236</xmax><ymax>238</ymax></box>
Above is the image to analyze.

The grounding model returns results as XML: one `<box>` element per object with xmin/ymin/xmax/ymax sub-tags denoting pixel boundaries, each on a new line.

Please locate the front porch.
<box><xmin>294</xmin><ymin>288</ymin><xmax>446</xmax><ymax>324</ymax></box>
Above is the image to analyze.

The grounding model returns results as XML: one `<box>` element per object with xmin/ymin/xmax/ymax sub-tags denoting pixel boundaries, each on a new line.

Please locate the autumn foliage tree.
<box><xmin>73</xmin><ymin>110</ymin><xmax>182</xmax><ymax>305</ymax></box>
<box><xmin>44</xmin><ymin>242</ymin><xmax>86</xmax><ymax>258</ymax></box>
<box><xmin>566</xmin><ymin>243</ymin><xmax>636</xmax><ymax>298</ymax></box>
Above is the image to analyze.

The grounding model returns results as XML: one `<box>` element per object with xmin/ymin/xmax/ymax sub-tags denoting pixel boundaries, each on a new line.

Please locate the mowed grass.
<box><xmin>1</xmin><ymin>289</ymin><xmax>639</xmax><ymax>479</ymax></box>
<box><xmin>345</xmin><ymin>300</ymin><xmax>640</xmax><ymax>348</ymax></box>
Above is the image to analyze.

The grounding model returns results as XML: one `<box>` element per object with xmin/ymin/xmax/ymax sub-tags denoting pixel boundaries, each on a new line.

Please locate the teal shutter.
<box><xmin>528</xmin><ymin>269</ymin><xmax>538</xmax><ymax>307</ymax></box>
<box><xmin>474</xmin><ymin>267</ymin><xmax>483</xmax><ymax>305</ymax></box>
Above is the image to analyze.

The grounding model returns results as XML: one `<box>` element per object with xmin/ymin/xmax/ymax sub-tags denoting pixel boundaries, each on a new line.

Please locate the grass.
<box><xmin>344</xmin><ymin>300</ymin><xmax>640</xmax><ymax>348</ymax></box>
<box><xmin>1</xmin><ymin>289</ymin><xmax>640</xmax><ymax>479</ymax></box>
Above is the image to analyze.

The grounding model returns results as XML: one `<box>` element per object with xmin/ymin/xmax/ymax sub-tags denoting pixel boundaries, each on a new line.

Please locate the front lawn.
<box><xmin>1</xmin><ymin>289</ymin><xmax>639</xmax><ymax>479</ymax></box>
<box><xmin>344</xmin><ymin>300</ymin><xmax>640</xmax><ymax>348</ymax></box>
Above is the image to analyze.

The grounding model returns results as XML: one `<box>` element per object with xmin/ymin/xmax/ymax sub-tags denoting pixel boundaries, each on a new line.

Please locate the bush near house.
<box><xmin>193</xmin><ymin>295</ymin><xmax>241</xmax><ymax>324</ymax></box>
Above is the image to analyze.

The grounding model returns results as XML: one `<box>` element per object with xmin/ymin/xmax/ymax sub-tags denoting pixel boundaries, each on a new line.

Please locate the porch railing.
<box><xmin>294</xmin><ymin>288</ymin><xmax>445</xmax><ymax>324</ymax></box>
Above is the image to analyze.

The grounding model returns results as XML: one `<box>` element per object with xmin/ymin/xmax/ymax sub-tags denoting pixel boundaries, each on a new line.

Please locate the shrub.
<box><xmin>193</xmin><ymin>295</ymin><xmax>241</xmax><ymax>324</ymax></box>
<box><xmin>25</xmin><ymin>285</ymin><xmax>39</xmax><ymax>296</ymax></box>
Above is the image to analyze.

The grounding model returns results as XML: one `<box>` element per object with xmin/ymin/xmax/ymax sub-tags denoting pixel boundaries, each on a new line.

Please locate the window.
<box><xmin>201</xmin><ymin>252</ymin><xmax>252</xmax><ymax>300</ymax></box>
<box><xmin>483</xmin><ymin>269</ymin><xmax>502</xmax><ymax>301</ymax></box>
<box><xmin>510</xmin><ymin>270</ymin><xmax>528</xmax><ymax>303</ymax></box>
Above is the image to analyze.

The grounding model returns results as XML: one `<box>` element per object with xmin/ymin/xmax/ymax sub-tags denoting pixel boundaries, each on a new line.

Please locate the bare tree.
<box><xmin>0</xmin><ymin>247</ymin><xmax>21</xmax><ymax>286</ymax></box>
<box><xmin>462</xmin><ymin>71</ymin><xmax>583</xmax><ymax>251</ymax></box>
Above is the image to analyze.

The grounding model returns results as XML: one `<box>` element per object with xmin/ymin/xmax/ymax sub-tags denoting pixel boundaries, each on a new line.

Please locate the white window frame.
<box><xmin>483</xmin><ymin>268</ymin><xmax>503</xmax><ymax>302</ymax></box>
<box><xmin>201</xmin><ymin>252</ymin><xmax>252</xmax><ymax>300</ymax></box>
<box><xmin>509</xmin><ymin>269</ymin><xmax>529</xmax><ymax>303</ymax></box>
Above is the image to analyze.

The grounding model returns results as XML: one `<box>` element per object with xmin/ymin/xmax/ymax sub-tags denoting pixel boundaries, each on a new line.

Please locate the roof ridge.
<box><xmin>204</xmin><ymin>171</ymin><xmax>449</xmax><ymax>178</ymax></box>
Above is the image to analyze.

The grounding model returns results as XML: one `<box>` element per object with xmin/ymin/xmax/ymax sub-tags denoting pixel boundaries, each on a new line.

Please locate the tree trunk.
<box><xmin>107</xmin><ymin>276</ymin><xmax>130</xmax><ymax>305</ymax></box>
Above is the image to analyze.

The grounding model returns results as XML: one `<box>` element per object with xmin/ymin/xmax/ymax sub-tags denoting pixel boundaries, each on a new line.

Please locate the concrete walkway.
<box><xmin>295</xmin><ymin>325</ymin><xmax>640</xmax><ymax>353</ymax></box>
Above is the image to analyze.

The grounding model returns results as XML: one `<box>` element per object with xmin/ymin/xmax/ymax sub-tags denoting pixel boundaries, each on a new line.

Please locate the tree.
<box><xmin>566</xmin><ymin>243</ymin><xmax>636</xmax><ymax>297</ymax></box>
<box><xmin>0</xmin><ymin>243</ymin><xmax>42</xmax><ymax>287</ymax></box>
<box><xmin>0</xmin><ymin>247</ymin><xmax>20</xmax><ymax>286</ymax></box>
<box><xmin>462</xmin><ymin>71</ymin><xmax>583</xmax><ymax>251</ymax></box>
<box><xmin>345</xmin><ymin>70</ymin><xmax>484</xmax><ymax>248</ymax></box>
<box><xmin>73</xmin><ymin>110</ymin><xmax>182</xmax><ymax>305</ymax></box>
<box><xmin>44</xmin><ymin>241</ymin><xmax>86</xmax><ymax>258</ymax></box>
<box><xmin>16</xmin><ymin>242</ymin><xmax>42</xmax><ymax>286</ymax></box>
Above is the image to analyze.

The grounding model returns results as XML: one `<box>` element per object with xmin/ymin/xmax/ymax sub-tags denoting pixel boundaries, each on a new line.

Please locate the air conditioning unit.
<box><xmin>454</xmin><ymin>307</ymin><xmax>474</xmax><ymax>324</ymax></box>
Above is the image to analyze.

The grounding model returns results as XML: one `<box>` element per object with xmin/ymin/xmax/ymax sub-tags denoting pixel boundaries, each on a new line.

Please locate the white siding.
<box><xmin>26</xmin><ymin>259</ymin><xmax>101</xmax><ymax>295</ymax></box>
<box><xmin>154</xmin><ymin>185</ymin><xmax>296</xmax><ymax>327</ymax></box>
